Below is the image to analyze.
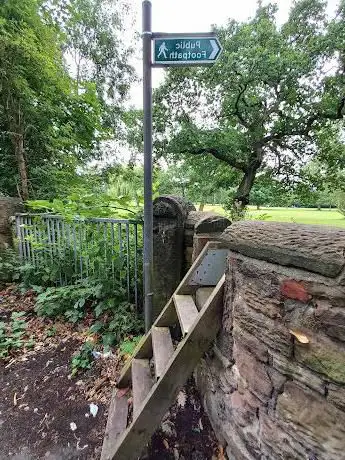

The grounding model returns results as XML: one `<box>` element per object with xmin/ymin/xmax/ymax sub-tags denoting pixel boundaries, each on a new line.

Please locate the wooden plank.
<box><xmin>152</xmin><ymin>327</ymin><xmax>174</xmax><ymax>379</ymax></box>
<box><xmin>117</xmin><ymin>242</ymin><xmax>227</xmax><ymax>387</ymax></box>
<box><xmin>109</xmin><ymin>274</ymin><xmax>225</xmax><ymax>460</ymax></box>
<box><xmin>101</xmin><ymin>390</ymin><xmax>128</xmax><ymax>460</ymax></box>
<box><xmin>174</xmin><ymin>294</ymin><xmax>199</xmax><ymax>335</ymax></box>
<box><xmin>117</xmin><ymin>242</ymin><xmax>225</xmax><ymax>387</ymax></box>
<box><xmin>117</xmin><ymin>299</ymin><xmax>175</xmax><ymax>388</ymax></box>
<box><xmin>132</xmin><ymin>359</ymin><xmax>153</xmax><ymax>417</ymax></box>
<box><xmin>195</xmin><ymin>287</ymin><xmax>215</xmax><ymax>310</ymax></box>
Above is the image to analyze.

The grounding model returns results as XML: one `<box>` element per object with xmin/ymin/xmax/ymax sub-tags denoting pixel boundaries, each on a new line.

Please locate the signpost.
<box><xmin>153</xmin><ymin>35</ymin><xmax>222</xmax><ymax>66</ymax></box>
<box><xmin>142</xmin><ymin>1</ymin><xmax>222</xmax><ymax>332</ymax></box>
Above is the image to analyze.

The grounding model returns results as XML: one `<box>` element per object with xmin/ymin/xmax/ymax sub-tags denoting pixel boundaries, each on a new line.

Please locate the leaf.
<box><xmin>89</xmin><ymin>321</ymin><xmax>103</xmax><ymax>333</ymax></box>
<box><xmin>289</xmin><ymin>330</ymin><xmax>310</xmax><ymax>344</ymax></box>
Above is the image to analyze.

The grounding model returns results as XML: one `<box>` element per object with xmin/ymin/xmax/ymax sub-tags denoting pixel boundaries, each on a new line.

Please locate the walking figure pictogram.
<box><xmin>158</xmin><ymin>42</ymin><xmax>168</xmax><ymax>59</ymax></box>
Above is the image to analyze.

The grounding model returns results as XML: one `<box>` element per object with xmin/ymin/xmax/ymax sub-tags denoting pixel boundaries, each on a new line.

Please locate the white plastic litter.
<box><xmin>92</xmin><ymin>350</ymin><xmax>112</xmax><ymax>359</ymax></box>
<box><xmin>92</xmin><ymin>351</ymin><xmax>102</xmax><ymax>359</ymax></box>
<box><xmin>70</xmin><ymin>422</ymin><xmax>77</xmax><ymax>431</ymax></box>
<box><xmin>89</xmin><ymin>403</ymin><xmax>98</xmax><ymax>418</ymax></box>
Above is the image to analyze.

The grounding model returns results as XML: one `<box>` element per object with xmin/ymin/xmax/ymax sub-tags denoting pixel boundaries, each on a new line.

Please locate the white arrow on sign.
<box><xmin>209</xmin><ymin>40</ymin><xmax>220</xmax><ymax>60</ymax></box>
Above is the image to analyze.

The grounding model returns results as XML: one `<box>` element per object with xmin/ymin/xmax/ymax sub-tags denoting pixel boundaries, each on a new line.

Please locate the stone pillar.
<box><xmin>0</xmin><ymin>197</ymin><xmax>24</xmax><ymax>249</ymax></box>
<box><xmin>184</xmin><ymin>211</ymin><xmax>230</xmax><ymax>266</ymax></box>
<box><xmin>152</xmin><ymin>196</ymin><xmax>195</xmax><ymax>320</ymax></box>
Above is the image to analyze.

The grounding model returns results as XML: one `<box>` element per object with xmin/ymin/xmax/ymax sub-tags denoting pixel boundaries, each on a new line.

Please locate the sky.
<box><xmin>129</xmin><ymin>0</ymin><xmax>339</xmax><ymax>107</ymax></box>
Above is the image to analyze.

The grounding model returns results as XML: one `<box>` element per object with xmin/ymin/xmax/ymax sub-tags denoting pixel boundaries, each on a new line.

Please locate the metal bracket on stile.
<box><xmin>188</xmin><ymin>249</ymin><xmax>229</xmax><ymax>286</ymax></box>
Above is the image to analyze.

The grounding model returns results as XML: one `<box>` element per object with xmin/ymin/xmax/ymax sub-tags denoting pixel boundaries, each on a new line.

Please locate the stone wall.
<box><xmin>195</xmin><ymin>221</ymin><xmax>345</xmax><ymax>460</ymax></box>
<box><xmin>0</xmin><ymin>197</ymin><xmax>23</xmax><ymax>249</ymax></box>
<box><xmin>184</xmin><ymin>211</ymin><xmax>230</xmax><ymax>269</ymax></box>
<box><xmin>152</xmin><ymin>196</ymin><xmax>230</xmax><ymax>319</ymax></box>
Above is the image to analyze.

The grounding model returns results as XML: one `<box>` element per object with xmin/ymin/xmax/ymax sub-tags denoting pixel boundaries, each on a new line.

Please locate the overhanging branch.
<box><xmin>180</xmin><ymin>146</ymin><xmax>247</xmax><ymax>172</ymax></box>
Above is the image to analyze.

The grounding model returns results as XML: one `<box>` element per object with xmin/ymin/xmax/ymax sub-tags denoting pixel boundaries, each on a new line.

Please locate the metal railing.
<box><xmin>15</xmin><ymin>214</ymin><xmax>143</xmax><ymax>308</ymax></box>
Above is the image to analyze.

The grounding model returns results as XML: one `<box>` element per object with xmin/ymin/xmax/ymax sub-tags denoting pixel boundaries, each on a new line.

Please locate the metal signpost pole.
<box><xmin>142</xmin><ymin>2</ymin><xmax>222</xmax><ymax>332</ymax></box>
<box><xmin>142</xmin><ymin>0</ymin><xmax>153</xmax><ymax>332</ymax></box>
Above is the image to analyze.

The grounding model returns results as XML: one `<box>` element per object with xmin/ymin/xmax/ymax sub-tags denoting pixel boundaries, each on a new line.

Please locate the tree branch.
<box><xmin>233</xmin><ymin>83</ymin><xmax>250</xmax><ymax>127</ymax></box>
<box><xmin>181</xmin><ymin>146</ymin><xmax>248</xmax><ymax>172</ymax></box>
<box><xmin>263</xmin><ymin>97</ymin><xmax>345</xmax><ymax>144</ymax></box>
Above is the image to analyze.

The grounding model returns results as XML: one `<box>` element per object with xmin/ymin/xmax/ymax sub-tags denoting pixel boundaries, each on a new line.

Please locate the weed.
<box><xmin>0</xmin><ymin>249</ymin><xmax>21</xmax><ymax>285</ymax></box>
<box><xmin>0</xmin><ymin>311</ymin><xmax>33</xmax><ymax>358</ymax></box>
<box><xmin>46</xmin><ymin>326</ymin><xmax>57</xmax><ymax>337</ymax></box>
<box><xmin>71</xmin><ymin>341</ymin><xmax>94</xmax><ymax>376</ymax></box>
<box><xmin>119</xmin><ymin>336</ymin><xmax>142</xmax><ymax>356</ymax></box>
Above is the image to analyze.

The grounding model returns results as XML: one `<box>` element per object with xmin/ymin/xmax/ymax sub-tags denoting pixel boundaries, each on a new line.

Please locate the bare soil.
<box><xmin>0</xmin><ymin>286</ymin><xmax>223</xmax><ymax>460</ymax></box>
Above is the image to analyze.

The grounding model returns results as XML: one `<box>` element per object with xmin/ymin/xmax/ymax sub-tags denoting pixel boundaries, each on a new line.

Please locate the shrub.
<box><xmin>0</xmin><ymin>249</ymin><xmax>21</xmax><ymax>285</ymax></box>
<box><xmin>71</xmin><ymin>341</ymin><xmax>94</xmax><ymax>376</ymax></box>
<box><xmin>0</xmin><ymin>311</ymin><xmax>34</xmax><ymax>358</ymax></box>
<box><xmin>35</xmin><ymin>278</ymin><xmax>144</xmax><ymax>348</ymax></box>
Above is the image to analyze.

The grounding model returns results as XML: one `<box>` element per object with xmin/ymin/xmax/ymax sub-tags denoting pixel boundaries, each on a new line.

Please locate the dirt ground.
<box><xmin>0</xmin><ymin>287</ymin><xmax>223</xmax><ymax>460</ymax></box>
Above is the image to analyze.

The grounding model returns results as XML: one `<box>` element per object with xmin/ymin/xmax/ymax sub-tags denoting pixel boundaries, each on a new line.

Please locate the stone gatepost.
<box><xmin>0</xmin><ymin>197</ymin><xmax>24</xmax><ymax>249</ymax></box>
<box><xmin>184</xmin><ymin>211</ymin><xmax>231</xmax><ymax>266</ymax></box>
<box><xmin>152</xmin><ymin>196</ymin><xmax>195</xmax><ymax>320</ymax></box>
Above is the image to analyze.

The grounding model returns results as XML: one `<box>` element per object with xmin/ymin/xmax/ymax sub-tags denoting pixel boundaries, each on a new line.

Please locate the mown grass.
<box><xmin>203</xmin><ymin>205</ymin><xmax>345</xmax><ymax>228</ymax></box>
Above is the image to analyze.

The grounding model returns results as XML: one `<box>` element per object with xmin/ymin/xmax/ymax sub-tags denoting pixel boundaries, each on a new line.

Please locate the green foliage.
<box><xmin>250</xmin><ymin>186</ymin><xmax>273</xmax><ymax>210</ymax></box>
<box><xmin>89</xmin><ymin>301</ymin><xmax>143</xmax><ymax>346</ymax></box>
<box><xmin>35</xmin><ymin>278</ymin><xmax>119</xmax><ymax>318</ymax></box>
<box><xmin>46</xmin><ymin>326</ymin><xmax>57</xmax><ymax>337</ymax></box>
<box><xmin>70</xmin><ymin>305</ymin><xmax>144</xmax><ymax>375</ymax></box>
<box><xmin>0</xmin><ymin>0</ymin><xmax>135</xmax><ymax>199</ymax></box>
<box><xmin>0</xmin><ymin>311</ymin><xmax>33</xmax><ymax>358</ymax></box>
<box><xmin>28</xmin><ymin>190</ymin><xmax>142</xmax><ymax>220</ymax></box>
<box><xmin>336</xmin><ymin>192</ymin><xmax>345</xmax><ymax>216</ymax></box>
<box><xmin>119</xmin><ymin>335</ymin><xmax>142</xmax><ymax>356</ymax></box>
<box><xmin>153</xmin><ymin>1</ymin><xmax>345</xmax><ymax>209</ymax></box>
<box><xmin>35</xmin><ymin>275</ymin><xmax>144</xmax><ymax>342</ymax></box>
<box><xmin>156</xmin><ymin>157</ymin><xmax>238</xmax><ymax>207</ymax></box>
<box><xmin>0</xmin><ymin>249</ymin><xmax>21</xmax><ymax>284</ymax></box>
<box><xmin>71</xmin><ymin>340</ymin><xmax>94</xmax><ymax>376</ymax></box>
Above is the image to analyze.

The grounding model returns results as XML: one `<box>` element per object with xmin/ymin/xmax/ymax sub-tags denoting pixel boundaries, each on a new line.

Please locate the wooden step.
<box><xmin>152</xmin><ymin>327</ymin><xmax>174</xmax><ymax>379</ymax></box>
<box><xmin>174</xmin><ymin>294</ymin><xmax>199</xmax><ymax>335</ymax></box>
<box><xmin>109</xmin><ymin>274</ymin><xmax>225</xmax><ymax>460</ymax></box>
<box><xmin>101</xmin><ymin>390</ymin><xmax>128</xmax><ymax>460</ymax></box>
<box><xmin>118</xmin><ymin>299</ymin><xmax>177</xmax><ymax>388</ymax></box>
<box><xmin>132</xmin><ymin>359</ymin><xmax>153</xmax><ymax>416</ymax></box>
<box><xmin>195</xmin><ymin>287</ymin><xmax>215</xmax><ymax>310</ymax></box>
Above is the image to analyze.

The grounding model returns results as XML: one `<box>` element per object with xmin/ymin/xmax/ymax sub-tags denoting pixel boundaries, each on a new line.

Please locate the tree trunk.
<box><xmin>9</xmin><ymin>101</ymin><xmax>29</xmax><ymax>200</ymax></box>
<box><xmin>234</xmin><ymin>163</ymin><xmax>260</xmax><ymax>209</ymax></box>
<box><xmin>13</xmin><ymin>133</ymin><xmax>28</xmax><ymax>201</ymax></box>
<box><xmin>199</xmin><ymin>202</ymin><xmax>205</xmax><ymax>211</ymax></box>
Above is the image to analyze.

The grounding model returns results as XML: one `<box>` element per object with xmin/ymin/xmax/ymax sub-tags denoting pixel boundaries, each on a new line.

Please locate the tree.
<box><xmin>56</xmin><ymin>0</ymin><xmax>135</xmax><ymax>133</ymax></box>
<box><xmin>154</xmin><ymin>0</ymin><xmax>345</xmax><ymax>210</ymax></box>
<box><xmin>0</xmin><ymin>0</ymin><xmax>135</xmax><ymax>200</ymax></box>
<box><xmin>0</xmin><ymin>0</ymin><xmax>65</xmax><ymax>199</ymax></box>
<box><xmin>156</xmin><ymin>156</ymin><xmax>238</xmax><ymax>209</ymax></box>
<box><xmin>250</xmin><ymin>184</ymin><xmax>273</xmax><ymax>210</ymax></box>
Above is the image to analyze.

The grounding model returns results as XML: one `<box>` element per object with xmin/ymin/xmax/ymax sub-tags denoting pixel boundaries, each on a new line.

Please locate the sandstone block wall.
<box><xmin>152</xmin><ymin>196</ymin><xmax>230</xmax><ymax>318</ymax></box>
<box><xmin>195</xmin><ymin>221</ymin><xmax>345</xmax><ymax>460</ymax></box>
<box><xmin>184</xmin><ymin>211</ymin><xmax>230</xmax><ymax>269</ymax></box>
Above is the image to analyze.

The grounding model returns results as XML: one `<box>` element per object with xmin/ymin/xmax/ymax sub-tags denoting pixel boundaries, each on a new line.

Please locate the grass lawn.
<box><xmin>203</xmin><ymin>205</ymin><xmax>345</xmax><ymax>228</ymax></box>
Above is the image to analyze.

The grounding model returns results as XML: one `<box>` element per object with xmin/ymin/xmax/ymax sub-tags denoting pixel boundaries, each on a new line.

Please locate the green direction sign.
<box><xmin>153</xmin><ymin>35</ymin><xmax>222</xmax><ymax>66</ymax></box>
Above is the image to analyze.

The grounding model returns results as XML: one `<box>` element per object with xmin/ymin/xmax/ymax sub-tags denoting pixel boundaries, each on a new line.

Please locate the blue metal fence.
<box><xmin>15</xmin><ymin>214</ymin><xmax>143</xmax><ymax>308</ymax></box>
